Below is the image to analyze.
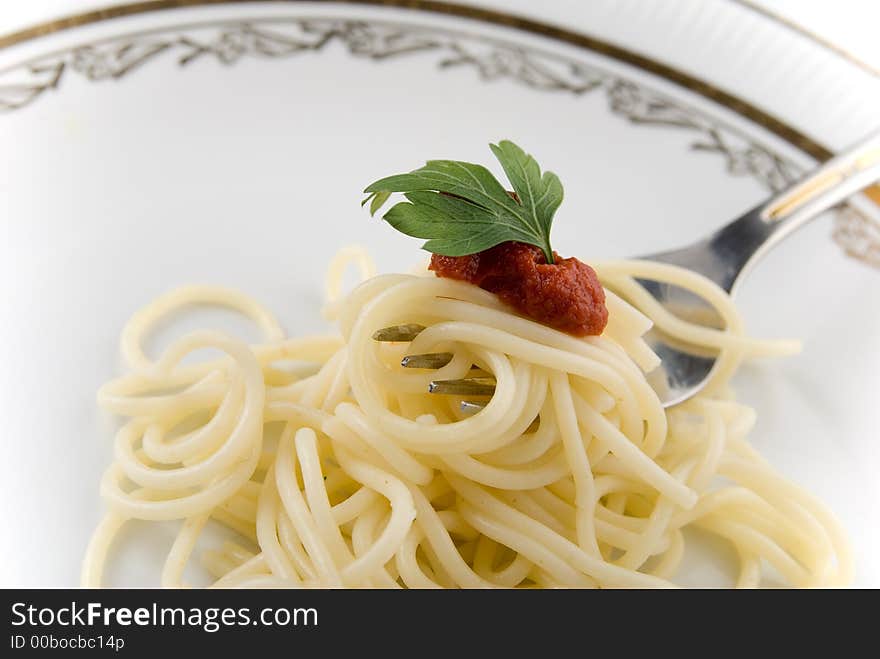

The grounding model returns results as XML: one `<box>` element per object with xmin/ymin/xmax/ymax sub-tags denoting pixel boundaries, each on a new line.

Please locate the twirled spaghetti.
<box><xmin>83</xmin><ymin>248</ymin><xmax>851</xmax><ymax>588</ymax></box>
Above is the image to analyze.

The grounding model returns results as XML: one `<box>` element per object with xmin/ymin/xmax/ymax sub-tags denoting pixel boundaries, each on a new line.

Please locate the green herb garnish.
<box><xmin>362</xmin><ymin>140</ymin><xmax>563</xmax><ymax>264</ymax></box>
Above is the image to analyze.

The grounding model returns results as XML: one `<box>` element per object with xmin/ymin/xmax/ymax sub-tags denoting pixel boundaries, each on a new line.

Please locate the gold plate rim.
<box><xmin>0</xmin><ymin>0</ymin><xmax>838</xmax><ymax>162</ymax></box>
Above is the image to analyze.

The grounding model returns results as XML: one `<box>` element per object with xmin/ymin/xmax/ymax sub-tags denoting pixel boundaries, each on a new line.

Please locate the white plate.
<box><xmin>1</xmin><ymin>0</ymin><xmax>878</xmax><ymax>587</ymax></box>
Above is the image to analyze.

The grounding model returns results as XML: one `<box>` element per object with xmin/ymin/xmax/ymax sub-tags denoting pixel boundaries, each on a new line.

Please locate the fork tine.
<box><xmin>401</xmin><ymin>352</ymin><xmax>455</xmax><ymax>369</ymax></box>
<box><xmin>371</xmin><ymin>324</ymin><xmax>425</xmax><ymax>342</ymax></box>
<box><xmin>401</xmin><ymin>354</ymin><xmax>484</xmax><ymax>371</ymax></box>
<box><xmin>459</xmin><ymin>400</ymin><xmax>539</xmax><ymax>432</ymax></box>
<box><xmin>428</xmin><ymin>378</ymin><xmax>496</xmax><ymax>396</ymax></box>
<box><xmin>459</xmin><ymin>401</ymin><xmax>487</xmax><ymax>415</ymax></box>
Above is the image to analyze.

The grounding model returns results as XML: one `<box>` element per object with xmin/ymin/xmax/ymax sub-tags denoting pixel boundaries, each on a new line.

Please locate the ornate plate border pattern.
<box><xmin>0</xmin><ymin>5</ymin><xmax>877</xmax><ymax>268</ymax></box>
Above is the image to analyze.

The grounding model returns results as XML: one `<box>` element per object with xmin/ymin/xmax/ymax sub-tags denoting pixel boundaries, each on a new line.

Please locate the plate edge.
<box><xmin>0</xmin><ymin>0</ymin><xmax>836</xmax><ymax>163</ymax></box>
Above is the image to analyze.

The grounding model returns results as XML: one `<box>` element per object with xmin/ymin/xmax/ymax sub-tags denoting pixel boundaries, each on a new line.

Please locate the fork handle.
<box><xmin>763</xmin><ymin>128</ymin><xmax>880</xmax><ymax>224</ymax></box>
<box><xmin>709</xmin><ymin>127</ymin><xmax>880</xmax><ymax>292</ymax></box>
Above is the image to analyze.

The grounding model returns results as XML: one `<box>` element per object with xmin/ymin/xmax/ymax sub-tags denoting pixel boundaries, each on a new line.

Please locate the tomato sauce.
<box><xmin>429</xmin><ymin>241</ymin><xmax>608</xmax><ymax>336</ymax></box>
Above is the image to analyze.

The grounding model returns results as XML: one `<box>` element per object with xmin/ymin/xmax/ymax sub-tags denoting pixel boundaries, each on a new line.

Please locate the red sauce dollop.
<box><xmin>429</xmin><ymin>241</ymin><xmax>608</xmax><ymax>336</ymax></box>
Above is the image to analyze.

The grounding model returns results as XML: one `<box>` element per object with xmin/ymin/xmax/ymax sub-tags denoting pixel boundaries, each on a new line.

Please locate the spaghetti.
<box><xmin>82</xmin><ymin>248</ymin><xmax>851</xmax><ymax>588</ymax></box>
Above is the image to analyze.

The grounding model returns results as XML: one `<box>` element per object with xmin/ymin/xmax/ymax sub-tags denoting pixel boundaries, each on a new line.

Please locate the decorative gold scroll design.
<box><xmin>833</xmin><ymin>207</ymin><xmax>880</xmax><ymax>269</ymax></box>
<box><xmin>1</xmin><ymin>17</ymin><xmax>877</xmax><ymax>267</ymax></box>
<box><xmin>0</xmin><ymin>19</ymin><xmax>802</xmax><ymax>192</ymax></box>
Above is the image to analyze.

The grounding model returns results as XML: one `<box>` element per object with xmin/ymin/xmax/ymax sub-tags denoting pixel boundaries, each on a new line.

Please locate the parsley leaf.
<box><xmin>363</xmin><ymin>140</ymin><xmax>563</xmax><ymax>263</ymax></box>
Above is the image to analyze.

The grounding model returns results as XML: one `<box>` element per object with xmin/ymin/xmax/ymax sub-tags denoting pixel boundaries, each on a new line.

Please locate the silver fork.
<box><xmin>373</xmin><ymin>128</ymin><xmax>880</xmax><ymax>409</ymax></box>
<box><xmin>635</xmin><ymin>127</ymin><xmax>880</xmax><ymax>405</ymax></box>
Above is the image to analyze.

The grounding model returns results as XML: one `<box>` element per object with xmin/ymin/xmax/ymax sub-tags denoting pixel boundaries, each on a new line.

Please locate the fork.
<box><xmin>373</xmin><ymin>128</ymin><xmax>880</xmax><ymax>409</ymax></box>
